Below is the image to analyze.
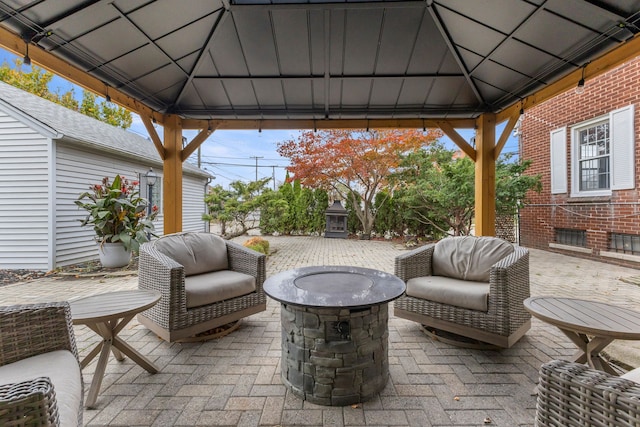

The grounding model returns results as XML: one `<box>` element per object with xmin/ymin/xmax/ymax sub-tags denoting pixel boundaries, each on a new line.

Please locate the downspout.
<box><xmin>48</xmin><ymin>138</ymin><xmax>56</xmax><ymax>270</ymax></box>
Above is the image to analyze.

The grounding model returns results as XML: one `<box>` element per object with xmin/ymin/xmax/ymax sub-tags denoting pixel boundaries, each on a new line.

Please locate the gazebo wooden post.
<box><xmin>474</xmin><ymin>113</ymin><xmax>496</xmax><ymax>236</ymax></box>
<box><xmin>163</xmin><ymin>114</ymin><xmax>184</xmax><ymax>235</ymax></box>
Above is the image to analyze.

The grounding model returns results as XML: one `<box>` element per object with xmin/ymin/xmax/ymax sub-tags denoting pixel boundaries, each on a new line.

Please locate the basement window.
<box><xmin>609</xmin><ymin>233</ymin><xmax>640</xmax><ymax>256</ymax></box>
<box><xmin>555</xmin><ymin>228</ymin><xmax>586</xmax><ymax>247</ymax></box>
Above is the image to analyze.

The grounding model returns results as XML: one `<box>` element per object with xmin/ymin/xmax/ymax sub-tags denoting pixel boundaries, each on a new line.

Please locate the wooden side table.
<box><xmin>70</xmin><ymin>289</ymin><xmax>161</xmax><ymax>408</ymax></box>
<box><xmin>524</xmin><ymin>296</ymin><xmax>640</xmax><ymax>374</ymax></box>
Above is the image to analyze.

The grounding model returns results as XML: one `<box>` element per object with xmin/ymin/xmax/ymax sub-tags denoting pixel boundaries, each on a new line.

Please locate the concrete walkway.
<box><xmin>1</xmin><ymin>236</ymin><xmax>639</xmax><ymax>426</ymax></box>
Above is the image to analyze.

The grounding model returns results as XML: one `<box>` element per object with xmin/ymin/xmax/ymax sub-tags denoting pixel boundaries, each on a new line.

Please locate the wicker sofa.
<box><xmin>137</xmin><ymin>232</ymin><xmax>267</xmax><ymax>342</ymax></box>
<box><xmin>394</xmin><ymin>236</ymin><xmax>531</xmax><ymax>348</ymax></box>
<box><xmin>0</xmin><ymin>302</ymin><xmax>83</xmax><ymax>427</ymax></box>
<box><xmin>536</xmin><ymin>359</ymin><xmax>640</xmax><ymax>426</ymax></box>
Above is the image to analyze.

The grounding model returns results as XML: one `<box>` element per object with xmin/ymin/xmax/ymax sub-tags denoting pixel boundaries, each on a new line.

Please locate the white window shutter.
<box><xmin>550</xmin><ymin>127</ymin><xmax>567</xmax><ymax>194</ymax></box>
<box><xmin>611</xmin><ymin>104</ymin><xmax>635</xmax><ymax>190</ymax></box>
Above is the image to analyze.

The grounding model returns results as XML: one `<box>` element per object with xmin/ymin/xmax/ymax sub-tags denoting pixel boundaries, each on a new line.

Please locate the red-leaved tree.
<box><xmin>277</xmin><ymin>129</ymin><xmax>442</xmax><ymax>237</ymax></box>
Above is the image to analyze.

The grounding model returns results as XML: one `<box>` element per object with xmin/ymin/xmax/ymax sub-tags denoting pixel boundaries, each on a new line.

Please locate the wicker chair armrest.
<box><xmin>492</xmin><ymin>246</ymin><xmax>528</xmax><ymax>272</ymax></box>
<box><xmin>488</xmin><ymin>246</ymin><xmax>530</xmax><ymax>312</ymax></box>
<box><xmin>394</xmin><ymin>243</ymin><xmax>435</xmax><ymax>282</ymax></box>
<box><xmin>0</xmin><ymin>302</ymin><xmax>78</xmax><ymax>367</ymax></box>
<box><xmin>536</xmin><ymin>360</ymin><xmax>640</xmax><ymax>426</ymax></box>
<box><xmin>226</xmin><ymin>241</ymin><xmax>267</xmax><ymax>290</ymax></box>
<box><xmin>0</xmin><ymin>377</ymin><xmax>60</xmax><ymax>426</ymax></box>
<box><xmin>138</xmin><ymin>243</ymin><xmax>187</xmax><ymax>323</ymax></box>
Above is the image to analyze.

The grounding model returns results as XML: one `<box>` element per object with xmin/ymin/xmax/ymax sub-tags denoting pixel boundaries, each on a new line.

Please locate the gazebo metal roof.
<box><xmin>0</xmin><ymin>0</ymin><xmax>638</xmax><ymax>123</ymax></box>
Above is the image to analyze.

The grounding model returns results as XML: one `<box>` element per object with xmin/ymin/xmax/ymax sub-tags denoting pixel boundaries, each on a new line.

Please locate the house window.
<box><xmin>577</xmin><ymin>121</ymin><xmax>609</xmax><ymax>192</ymax></box>
<box><xmin>609</xmin><ymin>233</ymin><xmax>640</xmax><ymax>255</ymax></box>
<box><xmin>555</xmin><ymin>228</ymin><xmax>586</xmax><ymax>247</ymax></box>
<box><xmin>550</xmin><ymin>105</ymin><xmax>635</xmax><ymax>196</ymax></box>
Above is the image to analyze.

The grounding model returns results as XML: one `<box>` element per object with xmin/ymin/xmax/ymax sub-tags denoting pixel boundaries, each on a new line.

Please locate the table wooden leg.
<box><xmin>587</xmin><ymin>336</ymin><xmax>616</xmax><ymax>374</ymax></box>
<box><xmin>112</xmin><ymin>336</ymin><xmax>158</xmax><ymax>373</ymax></box>
<box><xmin>557</xmin><ymin>328</ymin><xmax>617</xmax><ymax>374</ymax></box>
<box><xmin>80</xmin><ymin>342</ymin><xmax>102</xmax><ymax>369</ymax></box>
<box><xmin>106</xmin><ymin>320</ymin><xmax>124</xmax><ymax>361</ymax></box>
<box><xmin>85</xmin><ymin>337</ymin><xmax>113</xmax><ymax>408</ymax></box>
<box><xmin>558</xmin><ymin>328</ymin><xmax>589</xmax><ymax>363</ymax></box>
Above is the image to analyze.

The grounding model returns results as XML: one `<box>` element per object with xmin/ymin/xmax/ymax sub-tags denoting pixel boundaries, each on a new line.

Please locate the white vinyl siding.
<box><xmin>55</xmin><ymin>143</ymin><xmax>208</xmax><ymax>266</ymax></box>
<box><xmin>550</xmin><ymin>127</ymin><xmax>567</xmax><ymax>194</ymax></box>
<box><xmin>0</xmin><ymin>83</ymin><xmax>210</xmax><ymax>269</ymax></box>
<box><xmin>55</xmin><ymin>143</ymin><xmax>162</xmax><ymax>266</ymax></box>
<box><xmin>0</xmin><ymin>113</ymin><xmax>51</xmax><ymax>269</ymax></box>
<box><xmin>183</xmin><ymin>175</ymin><xmax>207</xmax><ymax>232</ymax></box>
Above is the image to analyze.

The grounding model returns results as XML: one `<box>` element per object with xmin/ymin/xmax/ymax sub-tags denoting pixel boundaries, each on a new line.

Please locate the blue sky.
<box><xmin>1</xmin><ymin>48</ymin><xmax>519</xmax><ymax>190</ymax></box>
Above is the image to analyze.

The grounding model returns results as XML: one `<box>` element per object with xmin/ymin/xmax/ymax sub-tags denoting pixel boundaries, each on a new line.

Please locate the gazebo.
<box><xmin>0</xmin><ymin>1</ymin><xmax>637</xmax><ymax>236</ymax></box>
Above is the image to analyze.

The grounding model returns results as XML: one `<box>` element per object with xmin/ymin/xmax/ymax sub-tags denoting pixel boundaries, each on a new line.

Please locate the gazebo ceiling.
<box><xmin>0</xmin><ymin>0</ymin><xmax>639</xmax><ymax>122</ymax></box>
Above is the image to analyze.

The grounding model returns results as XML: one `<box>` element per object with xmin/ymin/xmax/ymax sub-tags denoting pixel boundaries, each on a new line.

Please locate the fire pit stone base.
<box><xmin>280</xmin><ymin>303</ymin><xmax>389</xmax><ymax>406</ymax></box>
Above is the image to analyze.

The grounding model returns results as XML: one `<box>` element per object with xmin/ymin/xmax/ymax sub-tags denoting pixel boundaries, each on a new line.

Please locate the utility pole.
<box><xmin>250</xmin><ymin>156</ymin><xmax>263</xmax><ymax>181</ymax></box>
<box><xmin>272</xmin><ymin>166</ymin><xmax>276</xmax><ymax>190</ymax></box>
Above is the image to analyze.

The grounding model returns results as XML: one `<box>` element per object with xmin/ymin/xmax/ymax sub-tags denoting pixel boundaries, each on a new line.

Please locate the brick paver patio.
<box><xmin>1</xmin><ymin>235</ymin><xmax>639</xmax><ymax>426</ymax></box>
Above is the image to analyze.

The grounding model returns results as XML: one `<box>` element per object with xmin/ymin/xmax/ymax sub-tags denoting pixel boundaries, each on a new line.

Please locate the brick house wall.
<box><xmin>519</xmin><ymin>55</ymin><xmax>640</xmax><ymax>268</ymax></box>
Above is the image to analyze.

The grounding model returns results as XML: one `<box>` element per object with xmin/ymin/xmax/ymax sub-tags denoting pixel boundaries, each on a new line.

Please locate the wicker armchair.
<box><xmin>0</xmin><ymin>302</ymin><xmax>83</xmax><ymax>427</ymax></box>
<box><xmin>138</xmin><ymin>232</ymin><xmax>267</xmax><ymax>342</ymax></box>
<box><xmin>394</xmin><ymin>236</ymin><xmax>531</xmax><ymax>348</ymax></box>
<box><xmin>536</xmin><ymin>359</ymin><xmax>640</xmax><ymax>426</ymax></box>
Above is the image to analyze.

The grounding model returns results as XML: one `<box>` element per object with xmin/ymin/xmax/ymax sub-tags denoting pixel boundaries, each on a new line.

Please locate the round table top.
<box><xmin>70</xmin><ymin>289</ymin><xmax>161</xmax><ymax>324</ymax></box>
<box><xmin>264</xmin><ymin>265</ymin><xmax>406</xmax><ymax>308</ymax></box>
<box><xmin>524</xmin><ymin>296</ymin><xmax>640</xmax><ymax>339</ymax></box>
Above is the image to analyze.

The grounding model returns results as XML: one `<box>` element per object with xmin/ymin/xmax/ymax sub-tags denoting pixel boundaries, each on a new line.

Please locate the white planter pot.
<box><xmin>97</xmin><ymin>242</ymin><xmax>131</xmax><ymax>268</ymax></box>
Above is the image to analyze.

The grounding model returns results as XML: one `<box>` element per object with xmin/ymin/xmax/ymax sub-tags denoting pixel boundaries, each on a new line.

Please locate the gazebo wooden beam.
<box><xmin>475</xmin><ymin>113</ymin><xmax>496</xmax><ymax>237</ymax></box>
<box><xmin>181</xmin><ymin>123</ymin><xmax>217</xmax><ymax>162</ymax></box>
<box><xmin>140</xmin><ymin>115</ymin><xmax>166</xmax><ymax>160</ymax></box>
<box><xmin>436</xmin><ymin>120</ymin><xmax>476</xmax><ymax>161</ymax></box>
<box><xmin>495</xmin><ymin>108</ymin><xmax>521</xmax><ymax>160</ymax></box>
<box><xmin>162</xmin><ymin>115</ymin><xmax>183</xmax><ymax>234</ymax></box>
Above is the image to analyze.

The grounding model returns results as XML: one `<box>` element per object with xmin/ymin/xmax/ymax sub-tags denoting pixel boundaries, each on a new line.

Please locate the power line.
<box><xmin>201</xmin><ymin>155</ymin><xmax>288</xmax><ymax>162</ymax></box>
<box><xmin>208</xmin><ymin>165</ymin><xmax>246</xmax><ymax>181</ymax></box>
<box><xmin>201</xmin><ymin>161</ymin><xmax>288</xmax><ymax>168</ymax></box>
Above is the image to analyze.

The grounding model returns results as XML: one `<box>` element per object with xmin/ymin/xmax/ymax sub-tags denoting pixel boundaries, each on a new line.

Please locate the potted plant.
<box><xmin>75</xmin><ymin>174</ymin><xmax>158</xmax><ymax>267</ymax></box>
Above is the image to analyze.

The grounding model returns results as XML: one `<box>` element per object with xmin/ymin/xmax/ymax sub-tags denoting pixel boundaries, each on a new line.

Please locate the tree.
<box><xmin>202</xmin><ymin>184</ymin><xmax>234</xmax><ymax>236</ymax></box>
<box><xmin>202</xmin><ymin>178</ymin><xmax>271</xmax><ymax>238</ymax></box>
<box><xmin>80</xmin><ymin>91</ymin><xmax>133</xmax><ymax>129</ymax></box>
<box><xmin>395</xmin><ymin>143</ymin><xmax>541</xmax><ymax>236</ymax></box>
<box><xmin>0</xmin><ymin>59</ymin><xmax>132</xmax><ymax>129</ymax></box>
<box><xmin>277</xmin><ymin>129</ymin><xmax>442</xmax><ymax>237</ymax></box>
<box><xmin>259</xmin><ymin>176</ymin><xmax>329</xmax><ymax>236</ymax></box>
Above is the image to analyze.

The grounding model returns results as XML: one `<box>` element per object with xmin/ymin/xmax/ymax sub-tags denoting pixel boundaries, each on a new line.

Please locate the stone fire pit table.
<box><xmin>264</xmin><ymin>265</ymin><xmax>406</xmax><ymax>406</ymax></box>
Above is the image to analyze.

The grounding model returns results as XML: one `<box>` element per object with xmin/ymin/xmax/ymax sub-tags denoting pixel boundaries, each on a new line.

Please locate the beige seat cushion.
<box><xmin>154</xmin><ymin>233</ymin><xmax>228</xmax><ymax>276</ymax></box>
<box><xmin>0</xmin><ymin>350</ymin><xmax>82</xmax><ymax>427</ymax></box>
<box><xmin>621</xmin><ymin>367</ymin><xmax>640</xmax><ymax>383</ymax></box>
<box><xmin>185</xmin><ymin>270</ymin><xmax>256</xmax><ymax>309</ymax></box>
<box><xmin>406</xmin><ymin>276</ymin><xmax>490</xmax><ymax>311</ymax></box>
<box><xmin>432</xmin><ymin>236</ymin><xmax>514</xmax><ymax>282</ymax></box>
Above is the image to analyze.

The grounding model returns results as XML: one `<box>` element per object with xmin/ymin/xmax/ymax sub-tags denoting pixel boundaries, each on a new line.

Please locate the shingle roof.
<box><xmin>0</xmin><ymin>81</ymin><xmax>208</xmax><ymax>176</ymax></box>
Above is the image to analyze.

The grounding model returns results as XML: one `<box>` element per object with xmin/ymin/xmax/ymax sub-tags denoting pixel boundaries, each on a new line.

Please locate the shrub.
<box><xmin>243</xmin><ymin>237</ymin><xmax>270</xmax><ymax>254</ymax></box>
<box><xmin>75</xmin><ymin>174</ymin><xmax>158</xmax><ymax>252</ymax></box>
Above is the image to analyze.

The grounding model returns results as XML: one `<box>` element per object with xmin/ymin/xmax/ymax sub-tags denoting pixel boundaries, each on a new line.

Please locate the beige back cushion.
<box><xmin>432</xmin><ymin>236</ymin><xmax>514</xmax><ymax>282</ymax></box>
<box><xmin>154</xmin><ymin>233</ymin><xmax>229</xmax><ymax>276</ymax></box>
